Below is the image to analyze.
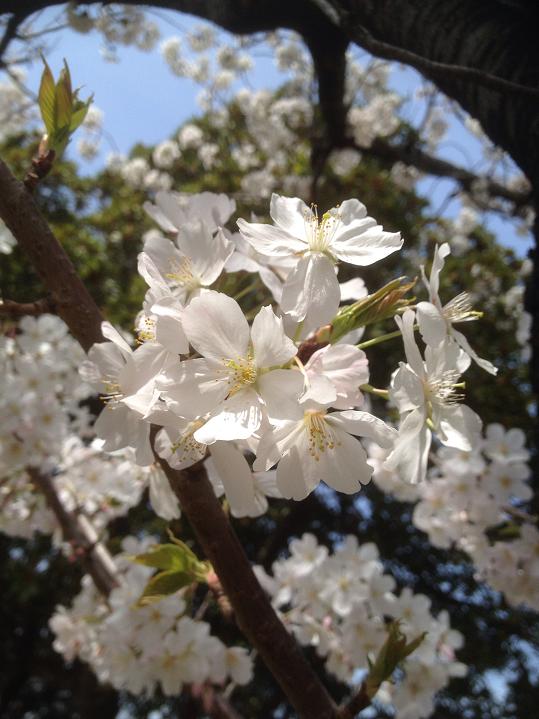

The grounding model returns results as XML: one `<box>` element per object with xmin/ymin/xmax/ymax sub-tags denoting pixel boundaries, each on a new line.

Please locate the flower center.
<box><xmin>224</xmin><ymin>353</ymin><xmax>257</xmax><ymax>395</ymax></box>
<box><xmin>137</xmin><ymin>316</ymin><xmax>156</xmax><ymax>344</ymax></box>
<box><xmin>171</xmin><ymin>419</ymin><xmax>206</xmax><ymax>463</ymax></box>
<box><xmin>304</xmin><ymin>207</ymin><xmax>340</xmax><ymax>256</ymax></box>
<box><xmin>304</xmin><ymin>409</ymin><xmax>339</xmax><ymax>460</ymax></box>
<box><xmin>442</xmin><ymin>291</ymin><xmax>477</xmax><ymax>323</ymax></box>
<box><xmin>100</xmin><ymin>379</ymin><xmax>123</xmax><ymax>405</ymax></box>
<box><xmin>166</xmin><ymin>255</ymin><xmax>199</xmax><ymax>289</ymax></box>
<box><xmin>425</xmin><ymin>370</ymin><xmax>464</xmax><ymax>406</ymax></box>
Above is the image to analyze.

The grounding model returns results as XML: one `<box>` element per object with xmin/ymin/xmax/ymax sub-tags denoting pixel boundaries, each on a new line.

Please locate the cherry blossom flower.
<box><xmin>417</xmin><ymin>243</ymin><xmax>497</xmax><ymax>374</ymax></box>
<box><xmin>159</xmin><ymin>292</ymin><xmax>302</xmax><ymax>442</ymax></box>
<box><xmin>254</xmin><ymin>405</ymin><xmax>396</xmax><ymax>500</ymax></box>
<box><xmin>237</xmin><ymin>193</ymin><xmax>402</xmax><ymax>330</ymax></box>
<box><xmin>385</xmin><ymin>310</ymin><xmax>482</xmax><ymax>484</ymax></box>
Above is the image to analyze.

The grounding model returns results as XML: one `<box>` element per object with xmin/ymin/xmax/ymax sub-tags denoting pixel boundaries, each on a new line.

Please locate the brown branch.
<box><xmin>0</xmin><ymin>12</ymin><xmax>28</xmax><ymax>66</ymax></box>
<box><xmin>346</xmin><ymin>24</ymin><xmax>539</xmax><ymax>99</ymax></box>
<box><xmin>28</xmin><ymin>467</ymin><xmax>244</xmax><ymax>719</ymax></box>
<box><xmin>0</xmin><ymin>151</ymin><xmax>339</xmax><ymax>719</ymax></box>
<box><xmin>27</xmin><ymin>466</ymin><xmax>119</xmax><ymax>595</ymax></box>
<box><xmin>361</xmin><ymin>138</ymin><xmax>531</xmax><ymax>207</ymax></box>
<box><xmin>0</xmin><ymin>297</ymin><xmax>54</xmax><ymax>317</ymax></box>
<box><xmin>337</xmin><ymin>682</ymin><xmax>370</xmax><ymax>719</ymax></box>
<box><xmin>0</xmin><ymin>157</ymin><xmax>104</xmax><ymax>352</ymax></box>
<box><xmin>153</xmin><ymin>443</ymin><xmax>339</xmax><ymax>719</ymax></box>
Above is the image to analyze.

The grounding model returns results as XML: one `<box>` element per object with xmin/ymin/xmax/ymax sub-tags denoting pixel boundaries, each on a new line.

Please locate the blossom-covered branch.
<box><xmin>0</xmin><ymin>152</ymin><xmax>341</xmax><ymax>719</ymax></box>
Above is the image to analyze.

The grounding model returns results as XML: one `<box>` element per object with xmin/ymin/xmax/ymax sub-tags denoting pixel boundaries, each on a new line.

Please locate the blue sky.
<box><xmin>15</xmin><ymin>7</ymin><xmax>533</xmax><ymax>257</ymax></box>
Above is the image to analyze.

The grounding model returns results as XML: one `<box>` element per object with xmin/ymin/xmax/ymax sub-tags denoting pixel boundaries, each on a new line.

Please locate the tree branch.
<box><xmin>0</xmin><ymin>297</ymin><xmax>54</xmax><ymax>317</ymax></box>
<box><xmin>337</xmin><ymin>682</ymin><xmax>370</xmax><ymax>719</ymax></box>
<box><xmin>0</xmin><ymin>157</ymin><xmax>104</xmax><ymax>352</ymax></box>
<box><xmin>0</xmin><ymin>150</ymin><xmax>339</xmax><ymax>719</ymax></box>
<box><xmin>0</xmin><ymin>12</ymin><xmax>28</xmax><ymax>66</ymax></box>
<box><xmin>153</xmin><ymin>444</ymin><xmax>339</xmax><ymax>719</ymax></box>
<box><xmin>356</xmin><ymin>138</ymin><xmax>531</xmax><ymax>208</ymax></box>
<box><xmin>347</xmin><ymin>24</ymin><xmax>539</xmax><ymax>98</ymax></box>
<box><xmin>27</xmin><ymin>466</ymin><xmax>119</xmax><ymax>595</ymax></box>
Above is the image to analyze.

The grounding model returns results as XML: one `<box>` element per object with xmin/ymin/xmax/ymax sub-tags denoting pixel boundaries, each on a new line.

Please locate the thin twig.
<box><xmin>27</xmin><ymin>466</ymin><xmax>119</xmax><ymax>595</ymax></box>
<box><xmin>0</xmin><ymin>297</ymin><xmax>54</xmax><ymax>317</ymax></box>
<box><xmin>337</xmin><ymin>681</ymin><xmax>370</xmax><ymax>719</ymax></box>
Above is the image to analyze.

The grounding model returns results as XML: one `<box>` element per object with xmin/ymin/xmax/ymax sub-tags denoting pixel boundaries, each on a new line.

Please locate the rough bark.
<box><xmin>154</xmin><ymin>444</ymin><xmax>340</xmax><ymax>719</ymax></box>
<box><xmin>0</xmin><ymin>153</ymin><xmax>340</xmax><ymax>719</ymax></box>
<box><xmin>0</xmin><ymin>158</ymin><xmax>104</xmax><ymax>352</ymax></box>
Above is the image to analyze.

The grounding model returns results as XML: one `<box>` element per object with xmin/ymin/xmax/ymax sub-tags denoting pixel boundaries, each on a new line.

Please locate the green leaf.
<box><xmin>136</xmin><ymin>569</ymin><xmax>194</xmax><ymax>606</ymax></box>
<box><xmin>132</xmin><ymin>543</ymin><xmax>195</xmax><ymax>572</ymax></box>
<box><xmin>69</xmin><ymin>95</ymin><xmax>93</xmax><ymax>132</ymax></box>
<box><xmin>38</xmin><ymin>57</ymin><xmax>56</xmax><ymax>136</ymax></box>
<box><xmin>55</xmin><ymin>68</ymin><xmax>73</xmax><ymax>131</ymax></box>
<box><xmin>364</xmin><ymin>621</ymin><xmax>427</xmax><ymax>699</ymax></box>
<box><xmin>132</xmin><ymin>538</ymin><xmax>211</xmax><ymax>582</ymax></box>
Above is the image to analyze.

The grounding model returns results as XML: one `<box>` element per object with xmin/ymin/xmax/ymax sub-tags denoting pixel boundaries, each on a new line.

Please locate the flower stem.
<box><xmin>360</xmin><ymin>383</ymin><xmax>389</xmax><ymax>399</ymax></box>
<box><xmin>357</xmin><ymin>324</ymin><xmax>419</xmax><ymax>350</ymax></box>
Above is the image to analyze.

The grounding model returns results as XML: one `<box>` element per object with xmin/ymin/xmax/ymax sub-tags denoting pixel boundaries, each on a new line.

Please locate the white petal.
<box><xmin>144</xmin><ymin>191</ymin><xmax>184</xmax><ymax>233</ymax></box>
<box><xmin>277</xmin><ymin>446</ymin><xmax>313</xmax><ymax>500</ymax></box>
<box><xmin>334</xmin><ymin>198</ymin><xmax>368</xmax><ymax>224</ymax></box>
<box><xmin>251</xmin><ymin>305</ymin><xmax>297</xmax><ymax>367</ymax></box>
<box><xmin>428</xmin><ymin>242</ymin><xmax>451</xmax><ymax>300</ymax></box>
<box><xmin>152</xmin><ymin>302</ymin><xmax>189</xmax><ymax>355</ymax></box>
<box><xmin>134</xmin><ymin>421</ymin><xmax>154</xmax><ymax>466</ymax></box>
<box><xmin>185</xmin><ymin>192</ymin><xmax>236</xmax><ymax>230</ymax></box>
<box><xmin>86</xmin><ymin>341</ymin><xmax>126</xmax><ymax>389</ymax></box>
<box><xmin>305</xmin><ymin>344</ymin><xmax>369</xmax><ymax>407</ymax></box>
<box><xmin>182</xmin><ymin>291</ymin><xmax>250</xmax><ymax>360</ymax></box>
<box><xmin>254</xmin><ymin>420</ymin><xmax>304</xmax><ymax>471</ymax></box>
<box><xmin>94</xmin><ymin>404</ymin><xmax>132</xmax><ymax>451</ymax></box>
<box><xmin>316</xmin><ymin>429</ymin><xmax>372</xmax><ymax>493</ymax></box>
<box><xmin>225</xmin><ymin>251</ymin><xmax>260</xmax><ymax>273</ymax></box>
<box><xmin>101</xmin><ymin>321</ymin><xmax>132</xmax><ymax>356</ymax></box>
<box><xmin>119</xmin><ymin>342</ymin><xmax>170</xmax><ymax>396</ymax></box>
<box><xmin>339</xmin><ymin>276</ymin><xmax>368</xmax><ymax>301</ymax></box>
<box><xmin>122</xmin><ymin>380</ymin><xmax>159</xmax><ymax>416</ymax></box>
<box><xmin>301</xmin><ymin>374</ymin><xmax>337</xmax><ymax>405</ymax></box>
<box><xmin>194</xmin><ymin>389</ymin><xmax>263</xmax><ymax>443</ymax></box>
<box><xmin>384</xmin><ymin>408</ymin><xmax>431</xmax><ymax>484</ymax></box>
<box><xmin>237</xmin><ymin>217</ymin><xmax>306</xmax><ymax>257</ymax></box>
<box><xmin>177</xmin><ymin>222</ymin><xmax>234</xmax><ymax>286</ymax></box>
<box><xmin>257</xmin><ymin>369</ymin><xmax>304</xmax><ymax>420</ymax></box>
<box><xmin>281</xmin><ymin>253</ymin><xmax>340</xmax><ymax>326</ymax></box>
<box><xmin>416</xmin><ymin>301</ymin><xmax>447</xmax><ymax>347</ymax></box>
<box><xmin>437</xmin><ymin>404</ymin><xmax>482</xmax><ymax>451</ymax></box>
<box><xmin>156</xmin><ymin>423</ymin><xmax>207</xmax><ymax>469</ymax></box>
<box><xmin>259</xmin><ymin>266</ymin><xmax>285</xmax><ymax>304</ymax></box>
<box><xmin>331</xmin><ymin>225</ymin><xmax>403</xmax><ymax>266</ymax></box>
<box><xmin>395</xmin><ymin>310</ymin><xmax>425</xmax><ymax>378</ymax></box>
<box><xmin>452</xmin><ymin>328</ymin><xmax>497</xmax><ymax>375</ymax></box>
<box><xmin>158</xmin><ymin>358</ymin><xmax>230</xmax><ymax>418</ymax></box>
<box><xmin>390</xmin><ymin>363</ymin><xmax>425</xmax><ymax>413</ymax></box>
<box><xmin>138</xmin><ymin>251</ymin><xmax>172</xmax><ymax>295</ymax></box>
<box><xmin>148</xmin><ymin>470</ymin><xmax>181</xmax><ymax>520</ymax></box>
<box><xmin>329</xmin><ymin>410</ymin><xmax>397</xmax><ymax>448</ymax></box>
<box><xmin>269</xmin><ymin>193</ymin><xmax>311</xmax><ymax>239</ymax></box>
<box><xmin>209</xmin><ymin>442</ymin><xmax>258</xmax><ymax>516</ymax></box>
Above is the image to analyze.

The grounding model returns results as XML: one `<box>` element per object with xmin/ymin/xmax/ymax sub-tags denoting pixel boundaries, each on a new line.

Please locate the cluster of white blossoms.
<box><xmin>371</xmin><ymin>423</ymin><xmax>538</xmax><ymax>610</ymax></box>
<box><xmin>255</xmin><ymin>533</ymin><xmax>466</xmax><ymax>719</ymax></box>
<box><xmin>50</xmin><ymin>535</ymin><xmax>253</xmax><ymax>696</ymax></box>
<box><xmin>0</xmin><ymin>314</ymin><xmax>180</xmax><ymax>539</ymax></box>
<box><xmin>84</xmin><ymin>189</ymin><xmax>502</xmax><ymax>511</ymax></box>
<box><xmin>66</xmin><ymin>2</ymin><xmax>159</xmax><ymax>54</ymax></box>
